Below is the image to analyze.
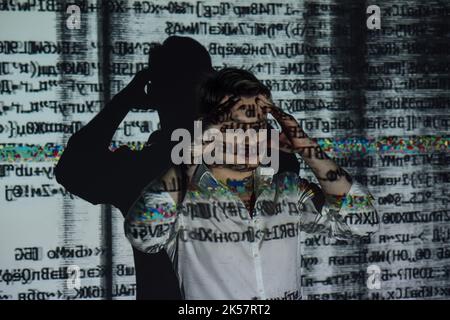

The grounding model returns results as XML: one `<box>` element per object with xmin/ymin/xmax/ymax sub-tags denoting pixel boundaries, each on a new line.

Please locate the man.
<box><xmin>125</xmin><ymin>67</ymin><xmax>380</xmax><ymax>300</ymax></box>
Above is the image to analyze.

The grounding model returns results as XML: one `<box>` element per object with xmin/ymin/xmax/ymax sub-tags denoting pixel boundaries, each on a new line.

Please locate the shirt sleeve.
<box><xmin>297</xmin><ymin>178</ymin><xmax>380</xmax><ymax>240</ymax></box>
<box><xmin>123</xmin><ymin>186</ymin><xmax>178</xmax><ymax>254</ymax></box>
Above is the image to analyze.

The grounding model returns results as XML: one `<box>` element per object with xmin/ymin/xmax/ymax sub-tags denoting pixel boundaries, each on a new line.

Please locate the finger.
<box><xmin>256</xmin><ymin>94</ymin><xmax>272</xmax><ymax>105</ymax></box>
<box><xmin>257</xmin><ymin>99</ymin><xmax>291</xmax><ymax>121</ymax></box>
<box><xmin>213</xmin><ymin>95</ymin><xmax>241</xmax><ymax>117</ymax></box>
<box><xmin>204</xmin><ymin>95</ymin><xmax>241</xmax><ymax>125</ymax></box>
<box><xmin>218</xmin><ymin>94</ymin><xmax>240</xmax><ymax>107</ymax></box>
<box><xmin>257</xmin><ymin>98</ymin><xmax>305</xmax><ymax>142</ymax></box>
<box><xmin>211</xmin><ymin>119</ymin><xmax>269</xmax><ymax>133</ymax></box>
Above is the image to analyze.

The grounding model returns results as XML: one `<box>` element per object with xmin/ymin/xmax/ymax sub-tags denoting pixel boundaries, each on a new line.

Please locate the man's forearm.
<box><xmin>293</xmin><ymin>133</ymin><xmax>352</xmax><ymax>197</ymax></box>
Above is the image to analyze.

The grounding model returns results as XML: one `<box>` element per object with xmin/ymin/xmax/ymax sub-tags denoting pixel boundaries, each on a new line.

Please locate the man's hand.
<box><xmin>257</xmin><ymin>95</ymin><xmax>321</xmax><ymax>158</ymax></box>
<box><xmin>115</xmin><ymin>68</ymin><xmax>153</xmax><ymax>110</ymax></box>
<box><xmin>201</xmin><ymin>95</ymin><xmax>242</xmax><ymax>127</ymax></box>
<box><xmin>256</xmin><ymin>95</ymin><xmax>355</xmax><ymax>197</ymax></box>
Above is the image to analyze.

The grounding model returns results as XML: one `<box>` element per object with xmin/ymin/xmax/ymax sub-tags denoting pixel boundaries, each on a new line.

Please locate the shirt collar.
<box><xmin>190</xmin><ymin>163</ymin><xmax>275</xmax><ymax>197</ymax></box>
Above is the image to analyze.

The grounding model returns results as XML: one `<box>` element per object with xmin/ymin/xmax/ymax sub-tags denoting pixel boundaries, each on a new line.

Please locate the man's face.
<box><xmin>202</xmin><ymin>94</ymin><xmax>270</xmax><ymax>171</ymax></box>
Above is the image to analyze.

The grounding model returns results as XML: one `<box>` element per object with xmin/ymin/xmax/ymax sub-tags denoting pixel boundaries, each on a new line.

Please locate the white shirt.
<box><xmin>124</xmin><ymin>163</ymin><xmax>379</xmax><ymax>300</ymax></box>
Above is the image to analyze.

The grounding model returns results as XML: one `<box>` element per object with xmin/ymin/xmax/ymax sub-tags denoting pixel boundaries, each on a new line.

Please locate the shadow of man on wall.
<box><xmin>55</xmin><ymin>36</ymin><xmax>215</xmax><ymax>299</ymax></box>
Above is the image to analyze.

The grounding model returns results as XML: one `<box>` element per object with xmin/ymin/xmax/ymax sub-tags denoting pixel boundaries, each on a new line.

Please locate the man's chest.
<box><xmin>176</xmin><ymin>191</ymin><xmax>303</xmax><ymax>237</ymax></box>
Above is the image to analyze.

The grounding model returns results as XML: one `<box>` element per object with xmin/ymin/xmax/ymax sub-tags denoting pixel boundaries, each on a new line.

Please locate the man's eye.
<box><xmin>238</xmin><ymin>105</ymin><xmax>246</xmax><ymax>111</ymax></box>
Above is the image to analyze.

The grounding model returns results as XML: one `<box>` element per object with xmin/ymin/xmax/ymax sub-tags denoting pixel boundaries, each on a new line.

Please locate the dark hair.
<box><xmin>199</xmin><ymin>67</ymin><xmax>271</xmax><ymax>115</ymax></box>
